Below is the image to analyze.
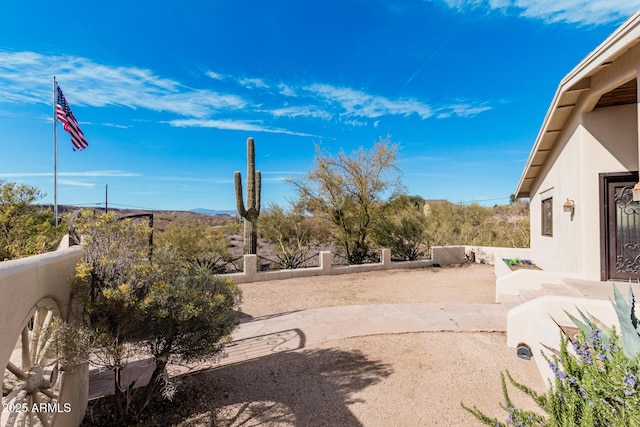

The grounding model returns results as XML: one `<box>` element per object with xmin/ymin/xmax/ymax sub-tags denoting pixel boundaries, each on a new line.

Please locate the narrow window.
<box><xmin>542</xmin><ymin>197</ymin><xmax>553</xmax><ymax>236</ymax></box>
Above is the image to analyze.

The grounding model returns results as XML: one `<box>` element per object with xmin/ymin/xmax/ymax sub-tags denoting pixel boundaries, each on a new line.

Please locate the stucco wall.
<box><xmin>0</xmin><ymin>247</ymin><xmax>86</xmax><ymax>426</ymax></box>
<box><xmin>529</xmin><ymin>103</ymin><xmax>638</xmax><ymax>280</ymax></box>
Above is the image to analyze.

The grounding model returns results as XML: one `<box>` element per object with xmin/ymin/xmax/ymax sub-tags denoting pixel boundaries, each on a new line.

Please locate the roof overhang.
<box><xmin>515</xmin><ymin>10</ymin><xmax>640</xmax><ymax>198</ymax></box>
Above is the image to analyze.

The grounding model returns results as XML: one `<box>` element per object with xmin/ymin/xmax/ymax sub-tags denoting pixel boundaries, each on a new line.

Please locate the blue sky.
<box><xmin>1</xmin><ymin>1</ymin><xmax>639</xmax><ymax>212</ymax></box>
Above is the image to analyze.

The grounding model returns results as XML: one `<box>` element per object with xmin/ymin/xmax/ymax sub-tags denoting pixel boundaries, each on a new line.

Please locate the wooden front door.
<box><xmin>602</xmin><ymin>172</ymin><xmax>640</xmax><ymax>280</ymax></box>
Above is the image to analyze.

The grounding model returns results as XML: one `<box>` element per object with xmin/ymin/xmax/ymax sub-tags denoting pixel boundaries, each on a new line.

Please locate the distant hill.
<box><xmin>190</xmin><ymin>208</ymin><xmax>237</xmax><ymax>217</ymax></box>
<box><xmin>41</xmin><ymin>204</ymin><xmax>236</xmax><ymax>218</ymax></box>
<box><xmin>40</xmin><ymin>205</ymin><xmax>237</xmax><ymax>231</ymax></box>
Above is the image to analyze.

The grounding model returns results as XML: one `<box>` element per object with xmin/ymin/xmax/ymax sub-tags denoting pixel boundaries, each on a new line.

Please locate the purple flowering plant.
<box><xmin>463</xmin><ymin>285</ymin><xmax>640</xmax><ymax>426</ymax></box>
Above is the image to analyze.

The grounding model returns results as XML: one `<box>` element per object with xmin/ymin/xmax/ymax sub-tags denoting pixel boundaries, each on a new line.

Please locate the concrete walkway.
<box><xmin>88</xmin><ymin>302</ymin><xmax>505</xmax><ymax>399</ymax></box>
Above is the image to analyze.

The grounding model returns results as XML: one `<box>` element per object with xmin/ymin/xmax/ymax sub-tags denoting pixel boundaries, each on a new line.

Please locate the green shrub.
<box><xmin>424</xmin><ymin>200</ymin><xmax>529</xmax><ymax>248</ymax></box>
<box><xmin>74</xmin><ymin>212</ymin><xmax>242</xmax><ymax>424</ymax></box>
<box><xmin>155</xmin><ymin>217</ymin><xmax>231</xmax><ymax>270</ymax></box>
<box><xmin>0</xmin><ymin>180</ymin><xmax>65</xmax><ymax>260</ymax></box>
<box><xmin>258</xmin><ymin>203</ymin><xmax>326</xmax><ymax>269</ymax></box>
<box><xmin>372</xmin><ymin>195</ymin><xmax>428</xmax><ymax>261</ymax></box>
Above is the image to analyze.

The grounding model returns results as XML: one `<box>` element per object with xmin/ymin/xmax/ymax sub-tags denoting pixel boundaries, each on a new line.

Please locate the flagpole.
<box><xmin>53</xmin><ymin>76</ymin><xmax>58</xmax><ymax>227</ymax></box>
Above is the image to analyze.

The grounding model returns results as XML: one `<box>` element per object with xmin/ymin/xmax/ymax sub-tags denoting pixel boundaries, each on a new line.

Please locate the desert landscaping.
<box><xmin>83</xmin><ymin>264</ymin><xmax>547</xmax><ymax>426</ymax></box>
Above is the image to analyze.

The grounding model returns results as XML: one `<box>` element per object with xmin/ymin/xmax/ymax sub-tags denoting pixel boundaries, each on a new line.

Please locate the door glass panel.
<box><xmin>614</xmin><ymin>185</ymin><xmax>640</xmax><ymax>274</ymax></box>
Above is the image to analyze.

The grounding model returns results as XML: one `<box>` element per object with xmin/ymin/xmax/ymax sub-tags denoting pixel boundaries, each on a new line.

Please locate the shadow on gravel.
<box><xmin>238</xmin><ymin>310</ymin><xmax>304</xmax><ymax>324</ymax></box>
<box><xmin>139</xmin><ymin>347</ymin><xmax>394</xmax><ymax>426</ymax></box>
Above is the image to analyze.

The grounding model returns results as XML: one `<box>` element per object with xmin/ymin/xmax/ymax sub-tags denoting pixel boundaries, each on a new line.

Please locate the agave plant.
<box><xmin>611</xmin><ymin>283</ymin><xmax>640</xmax><ymax>360</ymax></box>
<box><xmin>561</xmin><ymin>283</ymin><xmax>640</xmax><ymax>361</ymax></box>
<box><xmin>463</xmin><ymin>282</ymin><xmax>640</xmax><ymax>427</ymax></box>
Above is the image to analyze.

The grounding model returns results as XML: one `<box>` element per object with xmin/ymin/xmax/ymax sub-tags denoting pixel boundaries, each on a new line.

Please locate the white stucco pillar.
<box><xmin>381</xmin><ymin>248</ymin><xmax>392</xmax><ymax>267</ymax></box>
<box><xmin>243</xmin><ymin>254</ymin><xmax>257</xmax><ymax>281</ymax></box>
<box><xmin>319</xmin><ymin>251</ymin><xmax>333</xmax><ymax>273</ymax></box>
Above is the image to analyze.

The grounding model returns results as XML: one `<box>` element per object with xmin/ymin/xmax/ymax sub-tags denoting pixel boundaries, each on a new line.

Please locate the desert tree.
<box><xmin>292</xmin><ymin>137</ymin><xmax>403</xmax><ymax>264</ymax></box>
<box><xmin>0</xmin><ymin>180</ymin><xmax>64</xmax><ymax>260</ymax></box>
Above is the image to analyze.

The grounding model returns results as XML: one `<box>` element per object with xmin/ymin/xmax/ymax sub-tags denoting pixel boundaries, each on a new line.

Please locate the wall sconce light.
<box><xmin>563</xmin><ymin>198</ymin><xmax>575</xmax><ymax>213</ymax></box>
<box><xmin>633</xmin><ymin>182</ymin><xmax>640</xmax><ymax>202</ymax></box>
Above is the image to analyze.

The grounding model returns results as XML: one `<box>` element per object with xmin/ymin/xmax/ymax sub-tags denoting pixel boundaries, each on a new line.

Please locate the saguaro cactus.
<box><xmin>234</xmin><ymin>137</ymin><xmax>261</xmax><ymax>254</ymax></box>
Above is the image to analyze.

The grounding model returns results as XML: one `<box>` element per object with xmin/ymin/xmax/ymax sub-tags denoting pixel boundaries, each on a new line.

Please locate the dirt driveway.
<box><xmin>239</xmin><ymin>263</ymin><xmax>498</xmax><ymax>317</ymax></box>
<box><xmin>137</xmin><ymin>264</ymin><xmax>546</xmax><ymax>426</ymax></box>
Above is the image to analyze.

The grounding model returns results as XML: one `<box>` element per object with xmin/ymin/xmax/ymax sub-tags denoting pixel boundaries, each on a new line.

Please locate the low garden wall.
<box><xmin>225</xmin><ymin>246</ymin><xmax>467</xmax><ymax>284</ymax></box>
<box><xmin>465</xmin><ymin>246</ymin><xmax>531</xmax><ymax>265</ymax></box>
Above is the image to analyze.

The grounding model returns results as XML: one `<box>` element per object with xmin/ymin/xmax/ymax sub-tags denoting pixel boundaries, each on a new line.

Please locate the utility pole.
<box><xmin>105</xmin><ymin>184</ymin><xmax>108</xmax><ymax>213</ymax></box>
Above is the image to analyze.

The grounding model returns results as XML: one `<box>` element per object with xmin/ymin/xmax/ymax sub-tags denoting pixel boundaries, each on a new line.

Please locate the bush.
<box><xmin>74</xmin><ymin>212</ymin><xmax>242</xmax><ymax>424</ymax></box>
<box><xmin>155</xmin><ymin>218</ymin><xmax>231</xmax><ymax>272</ymax></box>
<box><xmin>372</xmin><ymin>195</ymin><xmax>428</xmax><ymax>261</ymax></box>
<box><xmin>0</xmin><ymin>180</ymin><xmax>65</xmax><ymax>260</ymax></box>
<box><xmin>424</xmin><ymin>200</ymin><xmax>529</xmax><ymax>248</ymax></box>
<box><xmin>258</xmin><ymin>203</ymin><xmax>326</xmax><ymax>269</ymax></box>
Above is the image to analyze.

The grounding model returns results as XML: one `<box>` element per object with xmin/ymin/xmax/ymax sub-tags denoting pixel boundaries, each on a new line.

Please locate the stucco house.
<box><xmin>515</xmin><ymin>10</ymin><xmax>640</xmax><ymax>282</ymax></box>
<box><xmin>500</xmin><ymin>10</ymin><xmax>640</xmax><ymax>382</ymax></box>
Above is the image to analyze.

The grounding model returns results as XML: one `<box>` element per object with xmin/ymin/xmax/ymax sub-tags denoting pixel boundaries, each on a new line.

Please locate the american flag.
<box><xmin>56</xmin><ymin>84</ymin><xmax>88</xmax><ymax>151</ymax></box>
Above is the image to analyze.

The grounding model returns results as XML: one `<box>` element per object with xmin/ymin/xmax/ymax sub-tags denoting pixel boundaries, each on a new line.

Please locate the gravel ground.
<box><xmin>134</xmin><ymin>264</ymin><xmax>546</xmax><ymax>426</ymax></box>
<box><xmin>238</xmin><ymin>263</ymin><xmax>498</xmax><ymax>318</ymax></box>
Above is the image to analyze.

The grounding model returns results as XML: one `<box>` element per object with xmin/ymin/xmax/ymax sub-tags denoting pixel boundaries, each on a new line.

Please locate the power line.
<box><xmin>457</xmin><ymin>197</ymin><xmax>510</xmax><ymax>205</ymax></box>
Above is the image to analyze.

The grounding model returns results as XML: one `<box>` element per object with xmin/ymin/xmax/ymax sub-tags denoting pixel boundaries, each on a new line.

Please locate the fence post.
<box><xmin>320</xmin><ymin>251</ymin><xmax>333</xmax><ymax>273</ymax></box>
<box><xmin>381</xmin><ymin>248</ymin><xmax>392</xmax><ymax>268</ymax></box>
<box><xmin>243</xmin><ymin>254</ymin><xmax>258</xmax><ymax>281</ymax></box>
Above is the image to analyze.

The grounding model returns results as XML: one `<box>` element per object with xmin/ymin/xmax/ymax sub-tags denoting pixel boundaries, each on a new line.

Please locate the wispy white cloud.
<box><xmin>205</xmin><ymin>70</ymin><xmax>225</xmax><ymax>80</ymax></box>
<box><xmin>278</xmin><ymin>83</ymin><xmax>297</xmax><ymax>97</ymax></box>
<box><xmin>436</xmin><ymin>102</ymin><xmax>492</xmax><ymax>118</ymax></box>
<box><xmin>435</xmin><ymin>0</ymin><xmax>640</xmax><ymax>25</ymax></box>
<box><xmin>0</xmin><ymin>170</ymin><xmax>141</xmax><ymax>178</ymax></box>
<box><xmin>59</xmin><ymin>179</ymin><xmax>96</xmax><ymax>188</ymax></box>
<box><xmin>304</xmin><ymin>83</ymin><xmax>490</xmax><ymax>120</ymax></box>
<box><xmin>344</xmin><ymin>119</ymin><xmax>369</xmax><ymax>127</ymax></box>
<box><xmin>267</xmin><ymin>105</ymin><xmax>333</xmax><ymax>120</ymax></box>
<box><xmin>167</xmin><ymin>118</ymin><xmax>319</xmax><ymax>137</ymax></box>
<box><xmin>238</xmin><ymin>77</ymin><xmax>270</xmax><ymax>89</ymax></box>
<box><xmin>206</xmin><ymin>70</ymin><xmax>271</xmax><ymax>89</ymax></box>
<box><xmin>0</xmin><ymin>50</ymin><xmax>493</xmax><ymax>137</ymax></box>
<box><xmin>0</xmin><ymin>52</ymin><xmax>247</xmax><ymax>118</ymax></box>
<box><xmin>305</xmin><ymin>83</ymin><xmax>435</xmax><ymax>119</ymax></box>
<box><xmin>190</xmin><ymin>68</ymin><xmax>492</xmax><ymax>122</ymax></box>
<box><xmin>102</xmin><ymin>123</ymin><xmax>131</xmax><ymax>129</ymax></box>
